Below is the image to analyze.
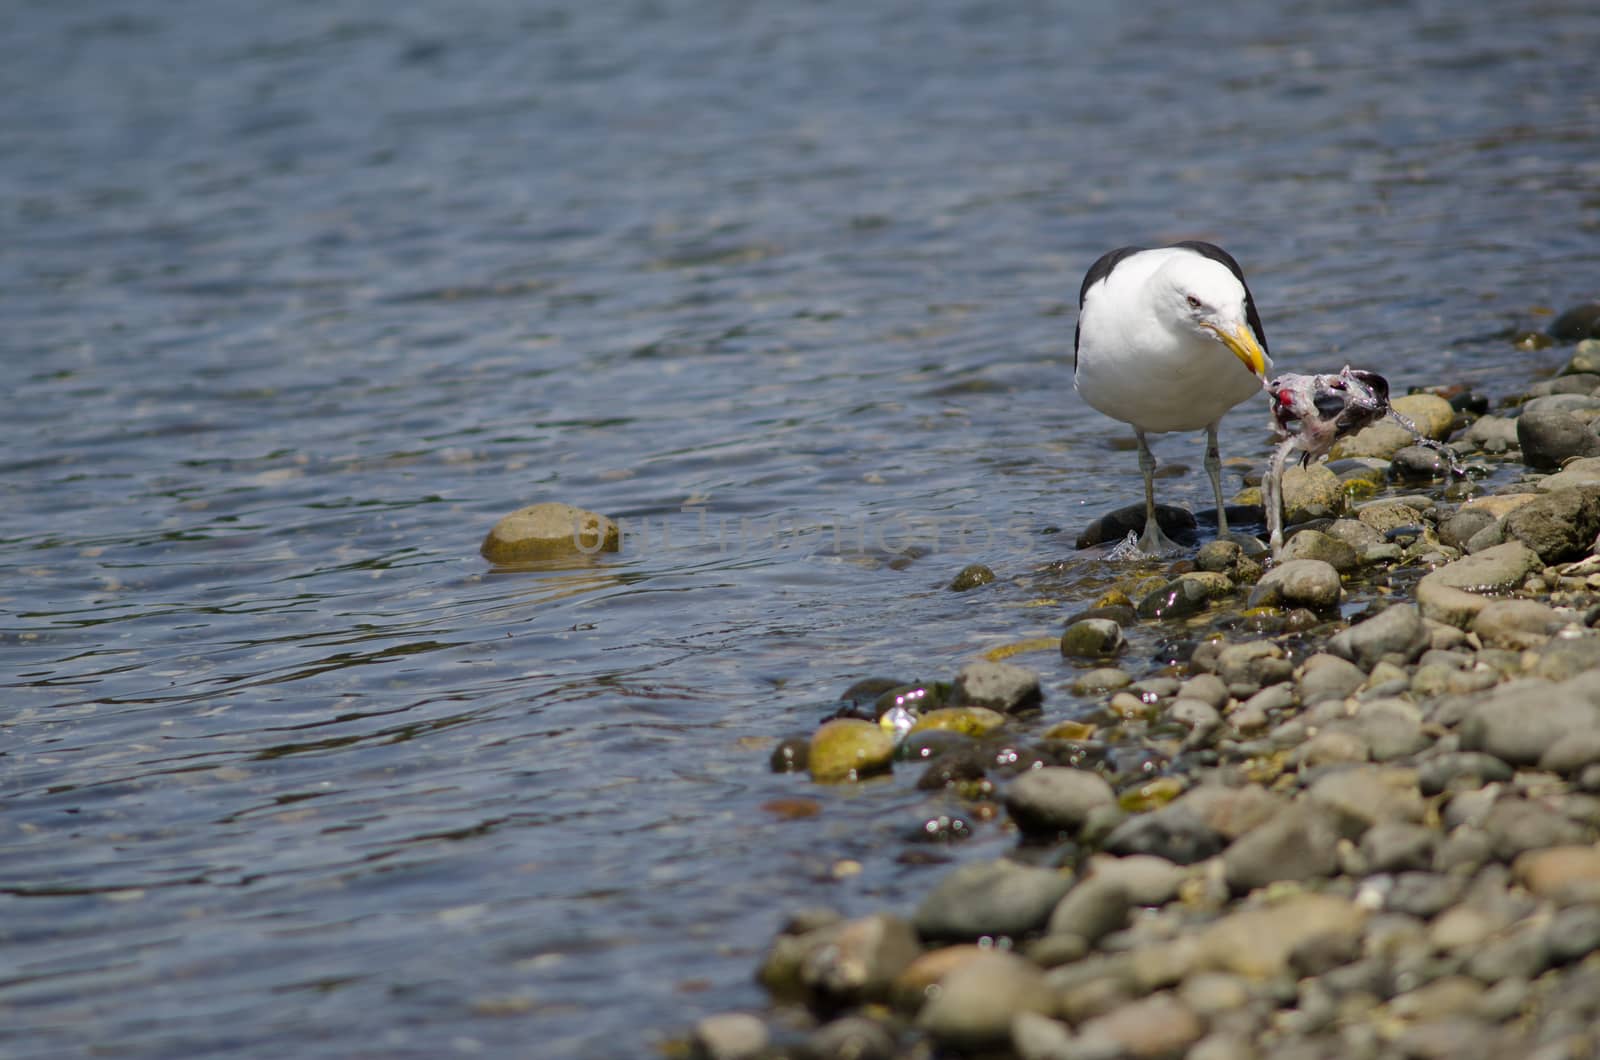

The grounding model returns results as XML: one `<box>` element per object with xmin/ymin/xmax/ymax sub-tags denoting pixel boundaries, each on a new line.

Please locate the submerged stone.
<box><xmin>1062</xmin><ymin>618</ymin><xmax>1127</xmax><ymax>659</ymax></box>
<box><xmin>480</xmin><ymin>501</ymin><xmax>619</xmax><ymax>563</ymax></box>
<box><xmin>809</xmin><ymin>719</ymin><xmax>896</xmax><ymax>783</ymax></box>
<box><xmin>949</xmin><ymin>563</ymin><xmax>996</xmax><ymax>591</ymax></box>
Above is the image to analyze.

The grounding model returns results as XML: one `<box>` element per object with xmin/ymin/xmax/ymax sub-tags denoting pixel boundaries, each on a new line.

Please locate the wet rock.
<box><xmin>759</xmin><ymin>913</ymin><xmax>920</xmax><ymax>1006</ymax></box>
<box><xmin>1137</xmin><ymin>574</ymin><xmax>1225</xmax><ymax>620</ymax></box>
<box><xmin>1570</xmin><ymin>337</ymin><xmax>1600</xmax><ymax>372</ymax></box>
<box><xmin>908</xmin><ymin>706</ymin><xmax>1006</xmax><ymax>739</ymax></box>
<box><xmin>1247</xmin><ymin>558</ymin><xmax>1342</xmax><ymax>611</ymax></box>
<box><xmin>1327</xmin><ymin>603</ymin><xmax>1429</xmax><ymax>671</ymax></box>
<box><xmin>1281</xmin><ymin>463</ymin><xmax>1345</xmax><ymax>524</ymax></box>
<box><xmin>808</xmin><ymin>719</ymin><xmax>896</xmax><ymax>783</ymax></box>
<box><xmin>1551</xmin><ymin>302</ymin><xmax>1600</xmax><ymax>342</ymax></box>
<box><xmin>691</xmin><ymin>1013</ymin><xmax>768</xmax><ymax>1060</ymax></box>
<box><xmin>1470</xmin><ymin>599</ymin><xmax>1564</xmax><ymax>650</ymax></box>
<box><xmin>1223</xmin><ymin>802</ymin><xmax>1344</xmax><ymax>892</ymax></box>
<box><xmin>806</xmin><ymin>1016</ymin><xmax>896</xmax><ymax>1060</ymax></box>
<box><xmin>1391</xmin><ymin>443</ymin><xmax>1451</xmax><ymax>481</ymax></box>
<box><xmin>770</xmin><ymin>735</ymin><xmax>810</xmax><ymax>773</ymax></box>
<box><xmin>1102</xmin><ymin>805</ymin><xmax>1225</xmax><ymax>865</ymax></box>
<box><xmin>1198</xmin><ymin>893</ymin><xmax>1367</xmax><ymax>979</ymax></box>
<box><xmin>1536</xmin><ymin>455</ymin><xmax>1600</xmax><ymax>491</ymax></box>
<box><xmin>1195</xmin><ymin>539</ymin><xmax>1242</xmax><ymax>573</ymax></box>
<box><xmin>1078</xmin><ymin>503</ymin><xmax>1197</xmax><ymax>549</ymax></box>
<box><xmin>1459</xmin><ymin>414</ymin><xmax>1519</xmax><ymax>453</ymax></box>
<box><xmin>1278</xmin><ymin>529</ymin><xmax>1359</xmax><ymax>572</ymax></box>
<box><xmin>1006</xmin><ymin>767</ymin><xmax>1116</xmax><ymax>837</ymax></box>
<box><xmin>1075</xmin><ymin>993</ymin><xmax>1204</xmax><ymax>1059</ymax></box>
<box><xmin>480</xmin><ymin>501</ymin><xmax>620</xmax><ymax>563</ymax></box>
<box><xmin>913</xmin><ymin>859</ymin><xmax>1073</xmax><ymax>941</ymax></box>
<box><xmin>1355</xmin><ymin>498</ymin><xmax>1428</xmax><ymax>535</ymax></box>
<box><xmin>1071</xmin><ymin>667</ymin><xmax>1133</xmax><ymax>695</ymax></box>
<box><xmin>949</xmin><ymin>563</ymin><xmax>996</xmax><ymax>591</ymax></box>
<box><xmin>914</xmin><ymin>950</ymin><xmax>1056</xmax><ymax>1050</ymax></box>
<box><xmin>1048</xmin><ymin>877</ymin><xmax>1132</xmax><ymax>945</ymax></box>
<box><xmin>1500</xmin><ymin>486</ymin><xmax>1600</xmax><ymax>563</ymax></box>
<box><xmin>953</xmin><ymin>660</ymin><xmax>1042</xmax><ymax>713</ymax></box>
<box><xmin>914</xmin><ymin>748</ymin><xmax>985</xmax><ymax>790</ymax></box>
<box><xmin>1458</xmin><ymin>672</ymin><xmax>1600</xmax><ymax>765</ymax></box>
<box><xmin>1416</xmin><ymin>542</ymin><xmax>1542</xmax><ymax>626</ymax></box>
<box><xmin>1062</xmin><ymin>618</ymin><xmax>1127</xmax><ymax>660</ymax></box>
<box><xmin>1392</xmin><ymin>393</ymin><xmax>1456</xmax><ymax>440</ymax></box>
<box><xmin>841</xmin><ymin>676</ymin><xmax>906</xmax><ymax>705</ymax></box>
<box><xmin>1330</xmin><ymin>419</ymin><xmax>1416</xmax><ymax>461</ymax></box>
<box><xmin>1517</xmin><ymin>407</ymin><xmax>1600</xmax><ymax>470</ymax></box>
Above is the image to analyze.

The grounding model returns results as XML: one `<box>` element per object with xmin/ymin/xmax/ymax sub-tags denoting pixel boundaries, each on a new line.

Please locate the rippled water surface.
<box><xmin>4</xmin><ymin>1</ymin><xmax>1600</xmax><ymax>1056</ymax></box>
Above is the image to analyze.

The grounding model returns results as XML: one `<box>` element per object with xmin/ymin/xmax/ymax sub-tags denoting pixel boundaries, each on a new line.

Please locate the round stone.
<box><xmin>480</xmin><ymin>501</ymin><xmax>620</xmax><ymax>563</ymax></box>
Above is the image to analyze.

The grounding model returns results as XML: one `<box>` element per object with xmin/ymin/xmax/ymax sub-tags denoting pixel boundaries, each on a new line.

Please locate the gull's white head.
<box><xmin>1153</xmin><ymin>255</ymin><xmax>1270</xmax><ymax>379</ymax></box>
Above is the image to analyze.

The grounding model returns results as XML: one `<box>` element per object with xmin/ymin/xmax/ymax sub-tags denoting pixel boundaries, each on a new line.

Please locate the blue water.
<box><xmin>4</xmin><ymin>1</ymin><xmax>1599</xmax><ymax>1056</ymax></box>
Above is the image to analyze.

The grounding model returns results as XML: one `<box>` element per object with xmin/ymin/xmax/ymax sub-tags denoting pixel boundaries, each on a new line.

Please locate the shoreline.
<box><xmin>687</xmin><ymin>333</ymin><xmax>1600</xmax><ymax>1060</ymax></box>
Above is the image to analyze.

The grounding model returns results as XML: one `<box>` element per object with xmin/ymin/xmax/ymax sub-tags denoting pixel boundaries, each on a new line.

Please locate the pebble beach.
<box><xmin>689</xmin><ymin>325</ymin><xmax>1600</xmax><ymax>1060</ymax></box>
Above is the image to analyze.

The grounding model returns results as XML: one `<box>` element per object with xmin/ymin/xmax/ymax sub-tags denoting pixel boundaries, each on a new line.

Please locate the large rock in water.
<box><xmin>480</xmin><ymin>501</ymin><xmax>620</xmax><ymax>563</ymax></box>
<box><xmin>1077</xmin><ymin>502</ymin><xmax>1196</xmax><ymax>549</ymax></box>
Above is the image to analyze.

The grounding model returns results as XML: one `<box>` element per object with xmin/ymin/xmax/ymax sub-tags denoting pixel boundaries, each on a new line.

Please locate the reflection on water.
<box><xmin>3</xmin><ymin>0</ymin><xmax>1600</xmax><ymax>1056</ymax></box>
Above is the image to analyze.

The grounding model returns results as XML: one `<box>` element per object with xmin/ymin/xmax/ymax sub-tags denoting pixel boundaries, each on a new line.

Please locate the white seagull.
<box><xmin>1074</xmin><ymin>241</ymin><xmax>1273</xmax><ymax>555</ymax></box>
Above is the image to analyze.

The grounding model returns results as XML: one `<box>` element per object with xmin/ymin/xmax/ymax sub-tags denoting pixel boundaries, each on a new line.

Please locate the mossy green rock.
<box><xmin>1061</xmin><ymin>618</ymin><xmax>1127</xmax><ymax>659</ymax></box>
<box><xmin>480</xmin><ymin>502</ymin><xmax>619</xmax><ymax>563</ymax></box>
<box><xmin>909</xmin><ymin>706</ymin><xmax>1007</xmax><ymax>738</ymax></box>
<box><xmin>809</xmin><ymin>719</ymin><xmax>896</xmax><ymax>783</ymax></box>
<box><xmin>949</xmin><ymin>563</ymin><xmax>997</xmax><ymax>591</ymax></box>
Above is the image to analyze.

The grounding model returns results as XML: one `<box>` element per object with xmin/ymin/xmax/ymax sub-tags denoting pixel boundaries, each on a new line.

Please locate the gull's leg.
<box><xmin>1204</xmin><ymin>422</ymin><xmax>1230</xmax><ymax>539</ymax></box>
<box><xmin>1135</xmin><ymin>428</ymin><xmax>1180</xmax><ymax>556</ymax></box>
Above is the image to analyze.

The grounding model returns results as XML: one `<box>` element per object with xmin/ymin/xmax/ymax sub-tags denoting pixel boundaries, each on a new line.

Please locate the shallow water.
<box><xmin>4</xmin><ymin>1</ymin><xmax>1599</xmax><ymax>1056</ymax></box>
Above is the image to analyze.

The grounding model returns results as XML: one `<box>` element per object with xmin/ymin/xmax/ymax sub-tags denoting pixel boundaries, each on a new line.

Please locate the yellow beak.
<box><xmin>1208</xmin><ymin>321</ymin><xmax>1269</xmax><ymax>379</ymax></box>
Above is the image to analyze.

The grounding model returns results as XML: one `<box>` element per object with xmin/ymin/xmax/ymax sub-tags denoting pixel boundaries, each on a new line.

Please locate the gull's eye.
<box><xmin>1185</xmin><ymin>295</ymin><xmax>1201</xmax><ymax>309</ymax></box>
